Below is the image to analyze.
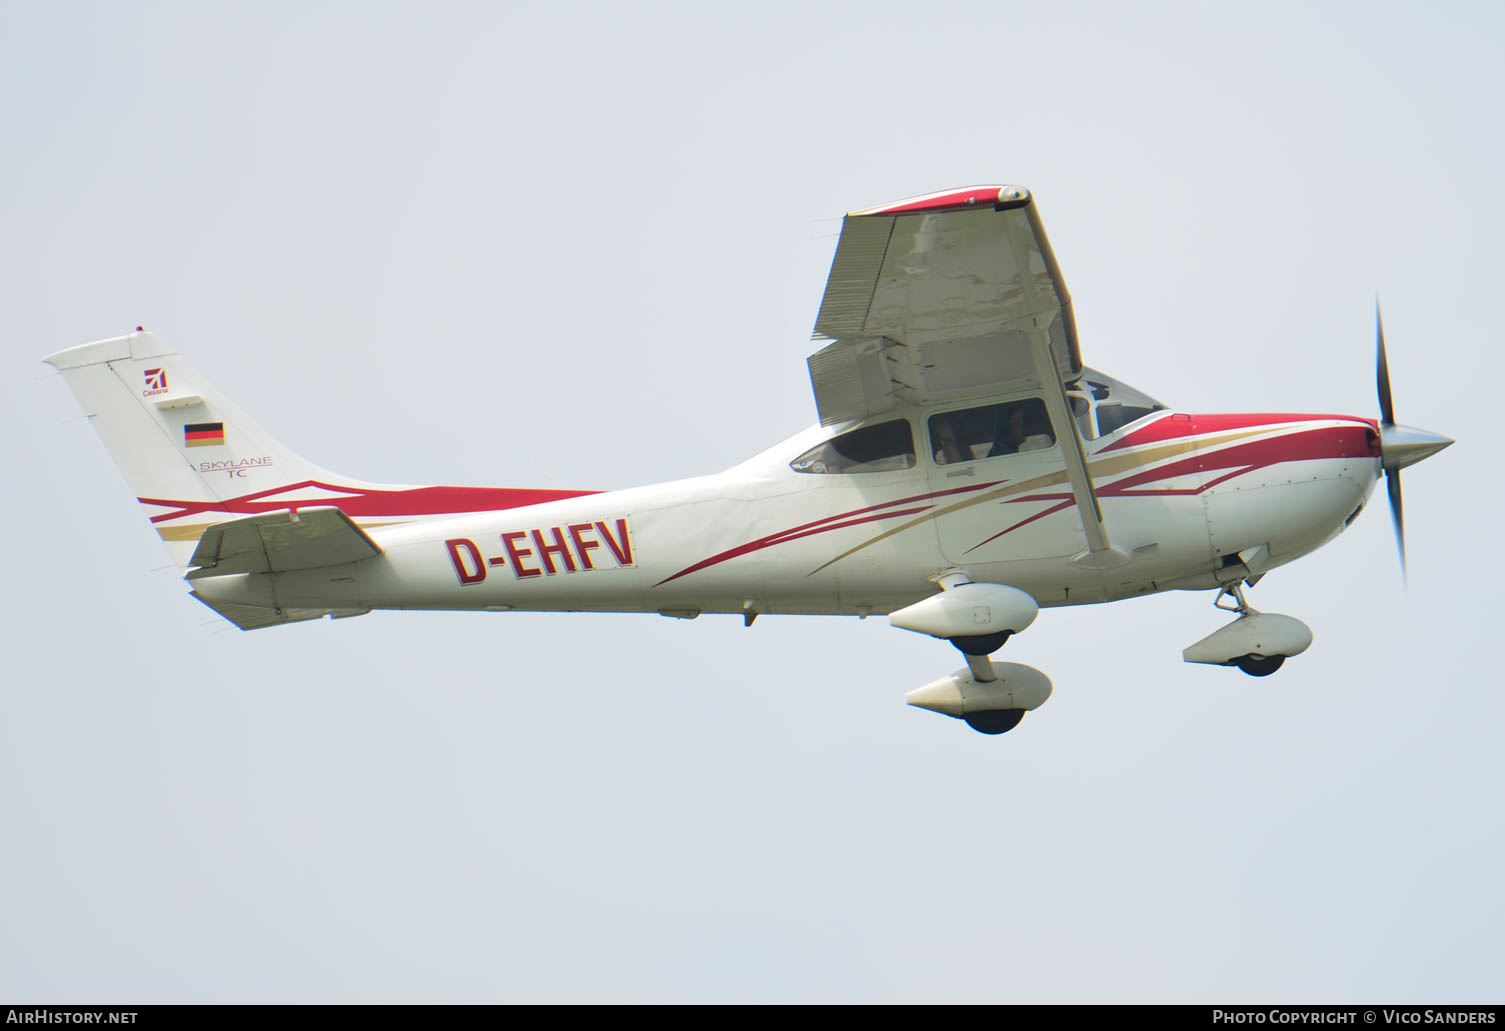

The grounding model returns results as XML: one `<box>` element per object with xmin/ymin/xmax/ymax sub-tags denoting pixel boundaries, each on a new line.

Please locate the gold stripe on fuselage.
<box><xmin>154</xmin><ymin>519</ymin><xmax>404</xmax><ymax>542</ymax></box>
<box><xmin>805</xmin><ymin>427</ymin><xmax>1271</xmax><ymax>575</ymax></box>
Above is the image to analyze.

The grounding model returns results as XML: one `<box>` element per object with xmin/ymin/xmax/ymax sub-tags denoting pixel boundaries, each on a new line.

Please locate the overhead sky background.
<box><xmin>2</xmin><ymin>1</ymin><xmax>1500</xmax><ymax>1003</ymax></box>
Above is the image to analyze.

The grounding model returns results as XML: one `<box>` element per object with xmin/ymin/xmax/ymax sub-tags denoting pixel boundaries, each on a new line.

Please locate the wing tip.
<box><xmin>849</xmin><ymin>185</ymin><xmax>1030</xmax><ymax>218</ymax></box>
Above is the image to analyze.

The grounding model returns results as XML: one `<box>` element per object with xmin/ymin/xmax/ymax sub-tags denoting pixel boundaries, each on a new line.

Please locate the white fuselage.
<box><xmin>197</xmin><ymin>409</ymin><xmax>1382</xmax><ymax>621</ymax></box>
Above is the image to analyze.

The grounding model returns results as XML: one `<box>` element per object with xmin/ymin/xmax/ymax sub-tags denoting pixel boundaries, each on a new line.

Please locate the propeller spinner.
<box><xmin>1374</xmin><ymin>302</ymin><xmax>1453</xmax><ymax>580</ymax></box>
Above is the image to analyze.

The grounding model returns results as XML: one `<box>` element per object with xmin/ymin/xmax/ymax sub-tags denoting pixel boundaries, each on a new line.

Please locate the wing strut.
<box><xmin>1027</xmin><ymin>328</ymin><xmax>1129</xmax><ymax>569</ymax></box>
<box><xmin>998</xmin><ymin>216</ymin><xmax>1129</xmax><ymax>569</ymax></box>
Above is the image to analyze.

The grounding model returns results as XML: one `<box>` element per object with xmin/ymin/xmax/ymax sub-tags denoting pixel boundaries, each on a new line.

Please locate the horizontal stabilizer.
<box><xmin>189</xmin><ymin>591</ymin><xmax>371</xmax><ymax>631</ymax></box>
<box><xmin>187</xmin><ymin>506</ymin><xmax>381</xmax><ymax>575</ymax></box>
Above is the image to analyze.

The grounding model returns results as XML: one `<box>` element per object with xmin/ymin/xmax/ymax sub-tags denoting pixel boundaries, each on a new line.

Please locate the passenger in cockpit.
<box><xmin>932</xmin><ymin>414</ymin><xmax>969</xmax><ymax>465</ymax></box>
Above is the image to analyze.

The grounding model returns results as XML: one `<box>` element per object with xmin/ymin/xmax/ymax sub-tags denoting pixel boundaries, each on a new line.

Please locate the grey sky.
<box><xmin>2</xmin><ymin>0</ymin><xmax>1500</xmax><ymax>1002</ymax></box>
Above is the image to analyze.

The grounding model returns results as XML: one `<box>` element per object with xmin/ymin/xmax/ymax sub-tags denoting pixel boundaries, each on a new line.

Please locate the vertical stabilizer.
<box><xmin>44</xmin><ymin>330</ymin><xmax>598</xmax><ymax>571</ymax></box>
<box><xmin>44</xmin><ymin>330</ymin><xmax>397</xmax><ymax>566</ymax></box>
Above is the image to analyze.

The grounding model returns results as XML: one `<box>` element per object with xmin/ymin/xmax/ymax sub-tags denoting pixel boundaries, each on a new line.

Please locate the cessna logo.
<box><xmin>142</xmin><ymin>368</ymin><xmax>169</xmax><ymax>396</ymax></box>
<box><xmin>446</xmin><ymin>519</ymin><xmax>634</xmax><ymax>584</ymax></box>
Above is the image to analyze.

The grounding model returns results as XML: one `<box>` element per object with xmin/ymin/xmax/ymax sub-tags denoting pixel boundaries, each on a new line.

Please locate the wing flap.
<box><xmin>187</xmin><ymin>506</ymin><xmax>381</xmax><ymax>575</ymax></box>
<box><xmin>806</xmin><ymin>337</ymin><xmax>898</xmax><ymax>425</ymax></box>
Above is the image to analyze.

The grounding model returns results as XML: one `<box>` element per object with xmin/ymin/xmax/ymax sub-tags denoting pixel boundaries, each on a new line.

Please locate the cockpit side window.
<box><xmin>928</xmin><ymin>398</ymin><xmax>1056</xmax><ymax>465</ymax></box>
<box><xmin>790</xmin><ymin>419</ymin><xmax>916</xmax><ymax>474</ymax></box>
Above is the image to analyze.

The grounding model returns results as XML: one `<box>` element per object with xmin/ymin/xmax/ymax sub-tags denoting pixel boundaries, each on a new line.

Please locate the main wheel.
<box><xmin>949</xmin><ymin>630</ymin><xmax>1012</xmax><ymax>656</ymax></box>
<box><xmin>1235</xmin><ymin>654</ymin><xmax>1286</xmax><ymax>677</ymax></box>
<box><xmin>964</xmin><ymin>709</ymin><xmax>1026</xmax><ymax>735</ymax></box>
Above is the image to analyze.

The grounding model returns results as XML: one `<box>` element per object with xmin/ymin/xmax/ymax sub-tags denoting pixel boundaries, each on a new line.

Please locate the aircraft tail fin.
<box><xmin>44</xmin><ymin>329</ymin><xmax>396</xmax><ymax>567</ymax></box>
<box><xmin>45</xmin><ymin>329</ymin><xmax>599</xmax><ymax>571</ymax></box>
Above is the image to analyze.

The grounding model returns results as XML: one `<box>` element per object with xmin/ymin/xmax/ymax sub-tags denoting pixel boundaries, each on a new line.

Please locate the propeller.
<box><xmin>1373</xmin><ymin>300</ymin><xmax>1453</xmax><ymax>582</ymax></box>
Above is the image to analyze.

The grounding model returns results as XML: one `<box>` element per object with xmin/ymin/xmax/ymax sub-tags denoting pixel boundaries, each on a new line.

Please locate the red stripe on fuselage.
<box><xmin>140</xmin><ymin>481</ymin><xmax>600</xmax><ymax>523</ymax></box>
<box><xmin>1097</xmin><ymin>412</ymin><xmax>1377</xmax><ymax>454</ymax></box>
<box><xmin>962</xmin><ymin>424</ymin><xmax>1375</xmax><ymax>553</ymax></box>
<box><xmin>654</xmin><ymin>480</ymin><xmax>1004</xmax><ymax>587</ymax></box>
<box><xmin>1102</xmin><ymin>424</ymin><xmax>1373</xmax><ymax>496</ymax></box>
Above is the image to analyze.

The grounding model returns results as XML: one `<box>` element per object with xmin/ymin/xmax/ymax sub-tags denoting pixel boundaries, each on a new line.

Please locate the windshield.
<box><xmin>1065</xmin><ymin>367</ymin><xmax>1167</xmax><ymax>440</ymax></box>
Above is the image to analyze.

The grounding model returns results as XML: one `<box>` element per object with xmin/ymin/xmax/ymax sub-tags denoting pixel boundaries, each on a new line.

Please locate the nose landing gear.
<box><xmin>1184</xmin><ymin>583</ymin><xmax>1311</xmax><ymax>676</ymax></box>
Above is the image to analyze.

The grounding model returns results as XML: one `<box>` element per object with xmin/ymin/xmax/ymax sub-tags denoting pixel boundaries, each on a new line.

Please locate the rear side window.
<box><xmin>790</xmin><ymin>419</ymin><xmax>916</xmax><ymax>474</ymax></box>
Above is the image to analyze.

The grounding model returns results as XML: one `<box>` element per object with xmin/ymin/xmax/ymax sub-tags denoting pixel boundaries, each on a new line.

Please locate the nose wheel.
<box><xmin>1183</xmin><ymin>582</ymin><xmax>1312</xmax><ymax>676</ymax></box>
<box><xmin>1219</xmin><ymin>584</ymin><xmax>1290</xmax><ymax>677</ymax></box>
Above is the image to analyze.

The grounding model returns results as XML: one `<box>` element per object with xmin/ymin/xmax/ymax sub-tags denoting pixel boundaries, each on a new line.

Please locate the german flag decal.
<box><xmin>184</xmin><ymin>422</ymin><xmax>225</xmax><ymax>448</ymax></box>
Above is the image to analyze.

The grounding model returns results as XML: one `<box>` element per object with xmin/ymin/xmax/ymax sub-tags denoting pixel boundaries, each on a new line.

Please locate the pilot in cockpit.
<box><xmin>988</xmin><ymin>405</ymin><xmax>1030</xmax><ymax>457</ymax></box>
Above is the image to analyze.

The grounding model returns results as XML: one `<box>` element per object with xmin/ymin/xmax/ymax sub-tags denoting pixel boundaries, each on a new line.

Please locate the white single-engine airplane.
<box><xmin>46</xmin><ymin>185</ymin><xmax>1453</xmax><ymax>734</ymax></box>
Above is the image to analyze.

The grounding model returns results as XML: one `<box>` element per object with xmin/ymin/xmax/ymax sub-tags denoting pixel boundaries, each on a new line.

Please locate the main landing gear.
<box><xmin>1183</xmin><ymin>583</ymin><xmax>1312</xmax><ymax>677</ymax></box>
<box><xmin>949</xmin><ymin>630</ymin><xmax>1012</xmax><ymax>657</ymax></box>
<box><xmin>890</xmin><ymin>570</ymin><xmax>1051</xmax><ymax>735</ymax></box>
<box><xmin>895</xmin><ymin>572</ymin><xmax>1316</xmax><ymax>734</ymax></box>
<box><xmin>1236</xmin><ymin>654</ymin><xmax>1286</xmax><ymax>677</ymax></box>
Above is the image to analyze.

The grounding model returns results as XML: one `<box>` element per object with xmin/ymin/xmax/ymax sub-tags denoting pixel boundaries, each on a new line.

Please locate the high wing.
<box><xmin>808</xmin><ymin>185</ymin><xmax>1081</xmax><ymax>427</ymax></box>
<box><xmin>809</xmin><ymin>185</ymin><xmax>1125</xmax><ymax>566</ymax></box>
